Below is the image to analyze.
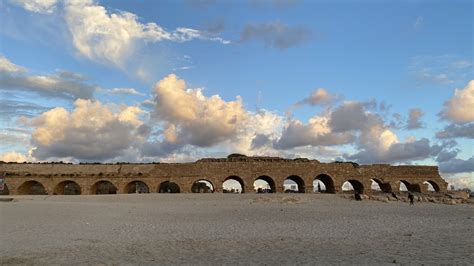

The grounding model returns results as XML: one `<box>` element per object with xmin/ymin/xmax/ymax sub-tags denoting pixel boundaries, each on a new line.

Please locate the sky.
<box><xmin>0</xmin><ymin>0</ymin><xmax>472</xmax><ymax>189</ymax></box>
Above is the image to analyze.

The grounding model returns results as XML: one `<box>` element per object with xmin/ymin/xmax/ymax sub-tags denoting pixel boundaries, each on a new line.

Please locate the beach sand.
<box><xmin>1</xmin><ymin>194</ymin><xmax>473</xmax><ymax>265</ymax></box>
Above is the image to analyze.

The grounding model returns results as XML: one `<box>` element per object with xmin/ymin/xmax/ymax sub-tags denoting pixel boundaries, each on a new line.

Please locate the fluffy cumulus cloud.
<box><xmin>439</xmin><ymin>80</ymin><xmax>474</xmax><ymax>124</ymax></box>
<box><xmin>328</xmin><ymin>102</ymin><xmax>380</xmax><ymax>132</ymax></box>
<box><xmin>10</xmin><ymin>0</ymin><xmax>58</xmax><ymax>14</ymax></box>
<box><xmin>27</xmin><ymin>99</ymin><xmax>146</xmax><ymax>161</ymax></box>
<box><xmin>0</xmin><ymin>55</ymin><xmax>97</xmax><ymax>100</ymax></box>
<box><xmin>62</xmin><ymin>0</ymin><xmax>228</xmax><ymax>67</ymax></box>
<box><xmin>240</xmin><ymin>22</ymin><xmax>311</xmax><ymax>49</ymax></box>
<box><xmin>318</xmin><ymin>101</ymin><xmax>441</xmax><ymax>164</ymax></box>
<box><xmin>152</xmin><ymin>74</ymin><xmax>248</xmax><ymax>147</ymax></box>
<box><xmin>140</xmin><ymin>74</ymin><xmax>286</xmax><ymax>158</ymax></box>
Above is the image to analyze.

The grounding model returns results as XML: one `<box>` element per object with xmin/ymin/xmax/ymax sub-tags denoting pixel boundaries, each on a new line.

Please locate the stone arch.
<box><xmin>342</xmin><ymin>179</ymin><xmax>364</xmax><ymax>194</ymax></box>
<box><xmin>254</xmin><ymin>175</ymin><xmax>275</xmax><ymax>193</ymax></box>
<box><xmin>54</xmin><ymin>180</ymin><xmax>82</xmax><ymax>195</ymax></box>
<box><xmin>284</xmin><ymin>175</ymin><xmax>305</xmax><ymax>193</ymax></box>
<box><xmin>423</xmin><ymin>180</ymin><xmax>440</xmax><ymax>192</ymax></box>
<box><xmin>158</xmin><ymin>181</ymin><xmax>180</xmax><ymax>193</ymax></box>
<box><xmin>124</xmin><ymin>180</ymin><xmax>150</xmax><ymax>194</ymax></box>
<box><xmin>399</xmin><ymin>180</ymin><xmax>421</xmax><ymax>193</ymax></box>
<box><xmin>18</xmin><ymin>180</ymin><xmax>47</xmax><ymax>195</ymax></box>
<box><xmin>223</xmin><ymin>176</ymin><xmax>244</xmax><ymax>193</ymax></box>
<box><xmin>313</xmin><ymin>174</ymin><xmax>335</xmax><ymax>193</ymax></box>
<box><xmin>91</xmin><ymin>180</ymin><xmax>118</xmax><ymax>194</ymax></box>
<box><xmin>191</xmin><ymin>179</ymin><xmax>214</xmax><ymax>193</ymax></box>
<box><xmin>370</xmin><ymin>178</ymin><xmax>392</xmax><ymax>193</ymax></box>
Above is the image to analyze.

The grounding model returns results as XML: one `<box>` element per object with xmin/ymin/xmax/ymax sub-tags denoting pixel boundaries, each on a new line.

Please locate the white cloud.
<box><xmin>0</xmin><ymin>55</ymin><xmax>26</xmax><ymax>73</ymax></box>
<box><xmin>439</xmin><ymin>80</ymin><xmax>474</xmax><ymax>124</ymax></box>
<box><xmin>104</xmin><ymin>87</ymin><xmax>145</xmax><ymax>96</ymax></box>
<box><xmin>63</xmin><ymin>0</ymin><xmax>229</xmax><ymax>67</ymax></box>
<box><xmin>322</xmin><ymin>101</ymin><xmax>442</xmax><ymax>164</ymax></box>
<box><xmin>298</xmin><ymin>88</ymin><xmax>338</xmax><ymax>106</ymax></box>
<box><xmin>27</xmin><ymin>99</ymin><xmax>146</xmax><ymax>161</ymax></box>
<box><xmin>152</xmin><ymin>74</ymin><xmax>248</xmax><ymax>147</ymax></box>
<box><xmin>0</xmin><ymin>151</ymin><xmax>28</xmax><ymax>162</ymax></box>
<box><xmin>10</xmin><ymin>0</ymin><xmax>58</xmax><ymax>14</ymax></box>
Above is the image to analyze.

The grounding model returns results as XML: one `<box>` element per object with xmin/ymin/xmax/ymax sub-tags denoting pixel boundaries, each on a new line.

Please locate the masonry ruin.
<box><xmin>0</xmin><ymin>155</ymin><xmax>448</xmax><ymax>195</ymax></box>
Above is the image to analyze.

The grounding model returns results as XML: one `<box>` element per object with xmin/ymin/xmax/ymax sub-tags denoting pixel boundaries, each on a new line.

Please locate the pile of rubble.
<box><xmin>342</xmin><ymin>191</ymin><xmax>473</xmax><ymax>205</ymax></box>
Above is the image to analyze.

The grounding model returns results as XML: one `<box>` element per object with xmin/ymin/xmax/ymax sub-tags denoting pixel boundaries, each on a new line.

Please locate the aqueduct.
<box><xmin>0</xmin><ymin>155</ymin><xmax>447</xmax><ymax>195</ymax></box>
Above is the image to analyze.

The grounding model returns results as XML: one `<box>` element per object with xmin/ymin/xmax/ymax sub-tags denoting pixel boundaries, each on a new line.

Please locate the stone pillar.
<box><xmin>181</xmin><ymin>182</ymin><xmax>193</xmax><ymax>193</ymax></box>
<box><xmin>420</xmin><ymin>183</ymin><xmax>429</xmax><ymax>193</ymax></box>
<box><xmin>7</xmin><ymin>185</ymin><xmax>18</xmax><ymax>195</ymax></box>
<box><xmin>390</xmin><ymin>181</ymin><xmax>400</xmax><ymax>192</ymax></box>
<box><xmin>275</xmin><ymin>185</ymin><xmax>284</xmax><ymax>193</ymax></box>
<box><xmin>244</xmin><ymin>184</ymin><xmax>255</xmax><ymax>193</ymax></box>
<box><xmin>380</xmin><ymin>182</ymin><xmax>393</xmax><ymax>193</ymax></box>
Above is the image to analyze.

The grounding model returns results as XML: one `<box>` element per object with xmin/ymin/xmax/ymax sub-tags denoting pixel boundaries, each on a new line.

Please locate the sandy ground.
<box><xmin>1</xmin><ymin>194</ymin><xmax>473</xmax><ymax>265</ymax></box>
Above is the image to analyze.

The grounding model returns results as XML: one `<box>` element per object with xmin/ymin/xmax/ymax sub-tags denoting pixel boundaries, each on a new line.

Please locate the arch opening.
<box><xmin>192</xmin><ymin>179</ymin><xmax>214</xmax><ymax>193</ymax></box>
<box><xmin>313</xmin><ymin>174</ymin><xmax>335</xmax><ymax>193</ymax></box>
<box><xmin>158</xmin><ymin>181</ymin><xmax>180</xmax><ymax>193</ymax></box>
<box><xmin>284</xmin><ymin>175</ymin><xmax>305</xmax><ymax>193</ymax></box>
<box><xmin>399</xmin><ymin>180</ymin><xmax>421</xmax><ymax>193</ymax></box>
<box><xmin>400</xmin><ymin>180</ymin><xmax>409</xmax><ymax>191</ymax></box>
<box><xmin>91</xmin><ymin>181</ymin><xmax>117</xmax><ymax>195</ymax></box>
<box><xmin>254</xmin><ymin>175</ymin><xmax>275</xmax><ymax>193</ymax></box>
<box><xmin>371</xmin><ymin>179</ymin><xmax>382</xmax><ymax>191</ymax></box>
<box><xmin>423</xmin><ymin>181</ymin><xmax>440</xmax><ymax>192</ymax></box>
<box><xmin>223</xmin><ymin>176</ymin><xmax>244</xmax><ymax>193</ymax></box>
<box><xmin>342</xmin><ymin>179</ymin><xmax>364</xmax><ymax>194</ymax></box>
<box><xmin>54</xmin><ymin>180</ymin><xmax>81</xmax><ymax>195</ymax></box>
<box><xmin>371</xmin><ymin>178</ymin><xmax>392</xmax><ymax>193</ymax></box>
<box><xmin>18</xmin><ymin>180</ymin><xmax>47</xmax><ymax>195</ymax></box>
<box><xmin>125</xmin><ymin>181</ymin><xmax>150</xmax><ymax>194</ymax></box>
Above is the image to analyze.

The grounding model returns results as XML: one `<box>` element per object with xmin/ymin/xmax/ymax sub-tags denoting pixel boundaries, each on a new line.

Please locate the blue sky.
<box><xmin>0</xmin><ymin>0</ymin><xmax>472</xmax><ymax>189</ymax></box>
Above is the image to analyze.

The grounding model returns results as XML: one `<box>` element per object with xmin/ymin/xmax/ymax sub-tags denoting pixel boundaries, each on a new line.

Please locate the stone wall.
<box><xmin>0</xmin><ymin>156</ymin><xmax>448</xmax><ymax>195</ymax></box>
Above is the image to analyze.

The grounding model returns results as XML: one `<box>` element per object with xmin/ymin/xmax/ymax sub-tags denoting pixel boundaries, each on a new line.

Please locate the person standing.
<box><xmin>408</xmin><ymin>193</ymin><xmax>414</xmax><ymax>205</ymax></box>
